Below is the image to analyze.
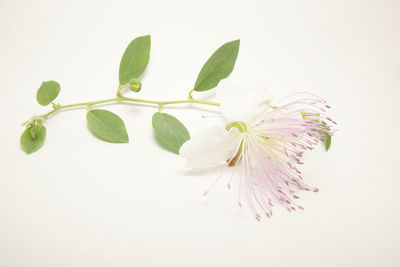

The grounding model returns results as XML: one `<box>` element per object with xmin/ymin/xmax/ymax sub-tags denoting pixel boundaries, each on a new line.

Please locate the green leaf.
<box><xmin>87</xmin><ymin>109</ymin><xmax>129</xmax><ymax>143</ymax></box>
<box><xmin>20</xmin><ymin>125</ymin><xmax>46</xmax><ymax>154</ymax></box>
<box><xmin>322</xmin><ymin>132</ymin><xmax>332</xmax><ymax>151</ymax></box>
<box><xmin>194</xmin><ymin>39</ymin><xmax>240</xmax><ymax>92</ymax></box>
<box><xmin>119</xmin><ymin>35</ymin><xmax>151</xmax><ymax>85</ymax></box>
<box><xmin>152</xmin><ymin>112</ymin><xmax>190</xmax><ymax>154</ymax></box>
<box><xmin>319</xmin><ymin>121</ymin><xmax>332</xmax><ymax>152</ymax></box>
<box><xmin>36</xmin><ymin>81</ymin><xmax>60</xmax><ymax>106</ymax></box>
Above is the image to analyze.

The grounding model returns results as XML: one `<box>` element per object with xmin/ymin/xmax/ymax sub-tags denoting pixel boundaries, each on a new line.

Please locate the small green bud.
<box><xmin>129</xmin><ymin>79</ymin><xmax>142</xmax><ymax>92</ymax></box>
<box><xmin>30</xmin><ymin>125</ymin><xmax>40</xmax><ymax>139</ymax></box>
<box><xmin>29</xmin><ymin>118</ymin><xmax>44</xmax><ymax>139</ymax></box>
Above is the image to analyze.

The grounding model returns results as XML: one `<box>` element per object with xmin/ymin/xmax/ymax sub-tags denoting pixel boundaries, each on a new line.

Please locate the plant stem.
<box><xmin>188</xmin><ymin>89</ymin><xmax>195</xmax><ymax>99</ymax></box>
<box><xmin>40</xmin><ymin>96</ymin><xmax>220</xmax><ymax>121</ymax></box>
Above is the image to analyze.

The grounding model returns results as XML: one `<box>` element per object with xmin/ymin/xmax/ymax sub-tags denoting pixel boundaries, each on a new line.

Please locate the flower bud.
<box><xmin>129</xmin><ymin>79</ymin><xmax>142</xmax><ymax>92</ymax></box>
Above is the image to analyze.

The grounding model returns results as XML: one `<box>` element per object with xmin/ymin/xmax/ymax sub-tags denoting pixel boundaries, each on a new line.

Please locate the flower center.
<box><xmin>225</xmin><ymin>121</ymin><xmax>247</xmax><ymax>167</ymax></box>
<box><xmin>228</xmin><ymin>140</ymin><xmax>243</xmax><ymax>167</ymax></box>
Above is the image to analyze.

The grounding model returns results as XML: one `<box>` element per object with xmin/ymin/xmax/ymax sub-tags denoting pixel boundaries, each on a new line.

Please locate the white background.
<box><xmin>1</xmin><ymin>0</ymin><xmax>399</xmax><ymax>266</ymax></box>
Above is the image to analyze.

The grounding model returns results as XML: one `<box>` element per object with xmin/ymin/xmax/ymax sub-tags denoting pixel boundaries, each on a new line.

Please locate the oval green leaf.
<box><xmin>36</xmin><ymin>80</ymin><xmax>60</xmax><ymax>106</ymax></box>
<box><xmin>87</xmin><ymin>109</ymin><xmax>129</xmax><ymax>143</ymax></box>
<box><xmin>20</xmin><ymin>125</ymin><xmax>46</xmax><ymax>154</ymax></box>
<box><xmin>193</xmin><ymin>39</ymin><xmax>240</xmax><ymax>92</ymax></box>
<box><xmin>152</xmin><ymin>112</ymin><xmax>190</xmax><ymax>154</ymax></box>
<box><xmin>119</xmin><ymin>35</ymin><xmax>151</xmax><ymax>85</ymax></box>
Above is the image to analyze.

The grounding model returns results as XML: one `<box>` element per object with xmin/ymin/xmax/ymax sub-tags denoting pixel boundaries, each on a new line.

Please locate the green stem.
<box><xmin>116</xmin><ymin>84</ymin><xmax>125</xmax><ymax>97</ymax></box>
<box><xmin>188</xmin><ymin>89</ymin><xmax>195</xmax><ymax>99</ymax></box>
<box><xmin>39</xmin><ymin>96</ymin><xmax>220</xmax><ymax>121</ymax></box>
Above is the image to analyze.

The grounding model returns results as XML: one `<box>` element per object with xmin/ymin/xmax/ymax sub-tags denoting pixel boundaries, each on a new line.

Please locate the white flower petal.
<box><xmin>180</xmin><ymin>126</ymin><xmax>241</xmax><ymax>169</ymax></box>
<box><xmin>216</xmin><ymin>78</ymin><xmax>272</xmax><ymax>123</ymax></box>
